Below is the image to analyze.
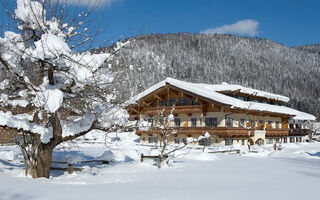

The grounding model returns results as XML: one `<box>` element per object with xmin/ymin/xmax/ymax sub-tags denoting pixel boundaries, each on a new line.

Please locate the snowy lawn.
<box><xmin>0</xmin><ymin>133</ymin><xmax>320</xmax><ymax>200</ymax></box>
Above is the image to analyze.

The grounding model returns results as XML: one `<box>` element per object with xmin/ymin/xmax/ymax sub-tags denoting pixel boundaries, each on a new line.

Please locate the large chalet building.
<box><xmin>127</xmin><ymin>78</ymin><xmax>316</xmax><ymax>146</ymax></box>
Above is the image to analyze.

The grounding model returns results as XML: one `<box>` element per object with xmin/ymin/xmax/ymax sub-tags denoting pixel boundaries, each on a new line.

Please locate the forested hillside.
<box><xmin>108</xmin><ymin>33</ymin><xmax>320</xmax><ymax>119</ymax></box>
<box><xmin>293</xmin><ymin>44</ymin><xmax>320</xmax><ymax>54</ymax></box>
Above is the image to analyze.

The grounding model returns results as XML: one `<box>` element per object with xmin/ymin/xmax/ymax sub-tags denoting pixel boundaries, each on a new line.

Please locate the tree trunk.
<box><xmin>157</xmin><ymin>155</ymin><xmax>163</xmax><ymax>169</ymax></box>
<box><xmin>34</xmin><ymin>112</ymin><xmax>62</xmax><ymax>178</ymax></box>
<box><xmin>36</xmin><ymin>144</ymin><xmax>53</xmax><ymax>178</ymax></box>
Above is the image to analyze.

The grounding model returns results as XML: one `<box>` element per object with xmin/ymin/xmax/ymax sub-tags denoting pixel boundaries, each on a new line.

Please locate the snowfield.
<box><xmin>0</xmin><ymin>131</ymin><xmax>320</xmax><ymax>200</ymax></box>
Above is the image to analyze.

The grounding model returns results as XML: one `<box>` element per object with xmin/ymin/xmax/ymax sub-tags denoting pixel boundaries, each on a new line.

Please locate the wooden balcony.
<box><xmin>136</xmin><ymin>127</ymin><xmax>252</xmax><ymax>138</ymax></box>
<box><xmin>265</xmin><ymin>128</ymin><xmax>289</xmax><ymax>137</ymax></box>
<box><xmin>143</xmin><ymin>105</ymin><xmax>202</xmax><ymax>115</ymax></box>
<box><xmin>289</xmin><ymin>128</ymin><xmax>311</xmax><ymax>136</ymax></box>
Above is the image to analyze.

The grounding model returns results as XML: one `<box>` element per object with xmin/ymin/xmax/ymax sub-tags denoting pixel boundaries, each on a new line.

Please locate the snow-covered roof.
<box><xmin>197</xmin><ymin>82</ymin><xmax>290</xmax><ymax>102</ymax></box>
<box><xmin>129</xmin><ymin>77</ymin><xmax>316</xmax><ymax>121</ymax></box>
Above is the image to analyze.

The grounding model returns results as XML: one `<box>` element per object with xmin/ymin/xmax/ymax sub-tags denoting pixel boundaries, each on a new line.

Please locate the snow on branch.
<box><xmin>0</xmin><ymin>0</ymin><xmax>129</xmax><ymax>144</ymax></box>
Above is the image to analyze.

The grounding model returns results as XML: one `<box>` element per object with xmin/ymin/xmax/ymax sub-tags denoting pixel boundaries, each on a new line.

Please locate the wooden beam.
<box><xmin>154</xmin><ymin>94</ymin><xmax>163</xmax><ymax>101</ymax></box>
<box><xmin>130</xmin><ymin>107</ymin><xmax>139</xmax><ymax>114</ymax></box>
<box><xmin>142</xmin><ymin>101</ymin><xmax>150</xmax><ymax>107</ymax></box>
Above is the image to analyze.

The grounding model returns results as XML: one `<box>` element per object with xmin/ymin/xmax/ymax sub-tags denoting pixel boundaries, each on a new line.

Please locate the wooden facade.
<box><xmin>128</xmin><ymin>81</ymin><xmax>310</xmax><ymax>146</ymax></box>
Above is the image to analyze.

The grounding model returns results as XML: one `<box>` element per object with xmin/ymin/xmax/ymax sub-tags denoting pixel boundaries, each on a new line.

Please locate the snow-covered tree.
<box><xmin>304</xmin><ymin>121</ymin><xmax>320</xmax><ymax>141</ymax></box>
<box><xmin>141</xmin><ymin>108</ymin><xmax>192</xmax><ymax>168</ymax></box>
<box><xmin>0</xmin><ymin>0</ymin><xmax>129</xmax><ymax>178</ymax></box>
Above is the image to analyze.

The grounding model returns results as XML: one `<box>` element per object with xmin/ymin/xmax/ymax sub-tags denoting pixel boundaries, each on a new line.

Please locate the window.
<box><xmin>241</xmin><ymin>139</ymin><xmax>245</xmax><ymax>145</ymax></box>
<box><xmin>199</xmin><ymin>138</ymin><xmax>211</xmax><ymax>146</ymax></box>
<box><xmin>182</xmin><ymin>138</ymin><xmax>187</xmax><ymax>144</ymax></box>
<box><xmin>290</xmin><ymin>137</ymin><xmax>295</xmax><ymax>143</ymax></box>
<box><xmin>266</xmin><ymin>138</ymin><xmax>273</xmax><ymax>144</ymax></box>
<box><xmin>192</xmin><ymin>98</ymin><xmax>198</xmax><ymax>105</ymax></box>
<box><xmin>249</xmin><ymin>119</ymin><xmax>254</xmax><ymax>127</ymax></box>
<box><xmin>225</xmin><ymin>138</ymin><xmax>233</xmax><ymax>145</ymax></box>
<box><xmin>276</xmin><ymin>121</ymin><xmax>281</xmax><ymax>129</ymax></box>
<box><xmin>226</xmin><ymin>117</ymin><xmax>233</xmax><ymax>127</ymax></box>
<box><xmin>191</xmin><ymin>117</ymin><xmax>197</xmax><ymax>127</ymax></box>
<box><xmin>148</xmin><ymin>137</ymin><xmax>158</xmax><ymax>144</ymax></box>
<box><xmin>256</xmin><ymin>138</ymin><xmax>264</xmax><ymax>146</ymax></box>
<box><xmin>174</xmin><ymin>137</ymin><xmax>180</xmax><ymax>144</ymax></box>
<box><xmin>258</xmin><ymin>120</ymin><xmax>264</xmax><ymax>128</ymax></box>
<box><xmin>205</xmin><ymin>117</ymin><xmax>217</xmax><ymax>127</ymax></box>
<box><xmin>159</xmin><ymin>100</ymin><xmax>164</xmax><ymax>106</ymax></box>
<box><xmin>267</xmin><ymin>121</ymin><xmax>272</xmax><ymax>128</ymax></box>
<box><xmin>174</xmin><ymin>118</ymin><xmax>181</xmax><ymax>127</ymax></box>
<box><xmin>147</xmin><ymin>118</ymin><xmax>154</xmax><ymax>127</ymax></box>
<box><xmin>178</xmin><ymin>98</ymin><xmax>190</xmax><ymax>106</ymax></box>
<box><xmin>166</xmin><ymin>98</ymin><xmax>176</xmax><ymax>106</ymax></box>
<box><xmin>283</xmin><ymin>137</ymin><xmax>287</xmax><ymax>143</ymax></box>
<box><xmin>239</xmin><ymin>118</ymin><xmax>245</xmax><ymax>127</ymax></box>
<box><xmin>275</xmin><ymin>138</ymin><xmax>280</xmax><ymax>143</ymax></box>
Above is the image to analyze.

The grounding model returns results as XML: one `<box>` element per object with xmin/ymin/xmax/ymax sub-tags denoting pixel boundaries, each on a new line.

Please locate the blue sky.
<box><xmin>1</xmin><ymin>0</ymin><xmax>320</xmax><ymax>47</ymax></box>
<box><xmin>96</xmin><ymin>0</ymin><xmax>320</xmax><ymax>47</ymax></box>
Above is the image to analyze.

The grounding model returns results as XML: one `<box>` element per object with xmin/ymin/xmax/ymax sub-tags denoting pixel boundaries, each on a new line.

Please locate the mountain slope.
<box><xmin>293</xmin><ymin>44</ymin><xmax>320</xmax><ymax>54</ymax></box>
<box><xmin>109</xmin><ymin>33</ymin><xmax>320</xmax><ymax>119</ymax></box>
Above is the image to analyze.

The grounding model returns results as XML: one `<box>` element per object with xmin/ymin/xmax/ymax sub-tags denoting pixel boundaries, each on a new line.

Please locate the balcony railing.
<box><xmin>136</xmin><ymin>127</ymin><xmax>252</xmax><ymax>138</ymax></box>
<box><xmin>143</xmin><ymin>105</ymin><xmax>203</xmax><ymax>115</ymax></box>
<box><xmin>289</xmin><ymin>128</ymin><xmax>311</xmax><ymax>136</ymax></box>
<box><xmin>265</xmin><ymin>128</ymin><xmax>289</xmax><ymax>137</ymax></box>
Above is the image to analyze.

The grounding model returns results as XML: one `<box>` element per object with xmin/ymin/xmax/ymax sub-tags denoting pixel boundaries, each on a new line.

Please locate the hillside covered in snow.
<box><xmin>108</xmin><ymin>33</ymin><xmax>320</xmax><ymax>119</ymax></box>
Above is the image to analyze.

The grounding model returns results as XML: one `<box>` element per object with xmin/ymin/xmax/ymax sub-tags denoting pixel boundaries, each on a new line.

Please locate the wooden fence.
<box><xmin>51</xmin><ymin>160</ymin><xmax>110</xmax><ymax>174</ymax></box>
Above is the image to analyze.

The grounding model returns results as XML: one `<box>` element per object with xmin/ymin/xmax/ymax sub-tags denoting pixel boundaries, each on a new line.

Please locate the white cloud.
<box><xmin>201</xmin><ymin>19</ymin><xmax>259</xmax><ymax>36</ymax></box>
<box><xmin>55</xmin><ymin>0</ymin><xmax>118</xmax><ymax>7</ymax></box>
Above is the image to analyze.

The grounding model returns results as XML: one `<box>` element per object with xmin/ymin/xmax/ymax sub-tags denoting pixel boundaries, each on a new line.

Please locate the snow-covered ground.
<box><xmin>0</xmin><ymin>131</ymin><xmax>320</xmax><ymax>200</ymax></box>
